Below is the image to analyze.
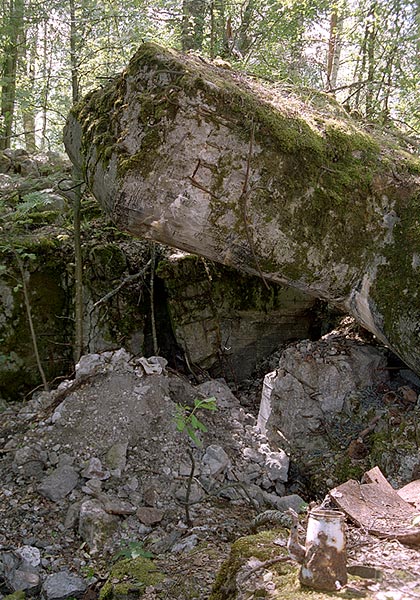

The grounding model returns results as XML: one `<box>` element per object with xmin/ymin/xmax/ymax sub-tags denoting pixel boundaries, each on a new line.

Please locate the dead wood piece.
<box><xmin>330</xmin><ymin>467</ymin><xmax>420</xmax><ymax>546</ymax></box>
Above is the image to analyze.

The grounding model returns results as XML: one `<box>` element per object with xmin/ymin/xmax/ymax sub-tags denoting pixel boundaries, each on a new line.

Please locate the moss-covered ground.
<box><xmin>99</xmin><ymin>557</ymin><xmax>165</xmax><ymax>600</ymax></box>
<box><xmin>210</xmin><ymin>530</ymin><xmax>373</xmax><ymax>600</ymax></box>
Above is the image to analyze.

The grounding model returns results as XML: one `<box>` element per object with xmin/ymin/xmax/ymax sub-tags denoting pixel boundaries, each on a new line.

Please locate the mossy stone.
<box><xmin>99</xmin><ymin>557</ymin><xmax>165</xmax><ymax>600</ymax></box>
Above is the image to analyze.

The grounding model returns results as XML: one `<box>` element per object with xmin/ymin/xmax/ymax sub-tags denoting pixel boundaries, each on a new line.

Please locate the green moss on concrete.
<box><xmin>74</xmin><ymin>77</ymin><xmax>126</xmax><ymax>170</ymax></box>
<box><xmin>369</xmin><ymin>187</ymin><xmax>420</xmax><ymax>372</ymax></box>
<box><xmin>99</xmin><ymin>557</ymin><xmax>165</xmax><ymax>600</ymax></box>
<box><xmin>69</xmin><ymin>42</ymin><xmax>420</xmax><ymax>374</ymax></box>
<box><xmin>0</xmin><ymin>230</ymin><xmax>149</xmax><ymax>401</ymax></box>
<box><xmin>73</xmin><ymin>42</ymin><xmax>383</xmax><ymax>195</ymax></box>
<box><xmin>88</xmin><ymin>243</ymin><xmax>127</xmax><ymax>280</ymax></box>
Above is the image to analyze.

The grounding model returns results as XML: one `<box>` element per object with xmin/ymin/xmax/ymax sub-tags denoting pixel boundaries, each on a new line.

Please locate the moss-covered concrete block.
<box><xmin>64</xmin><ymin>42</ymin><xmax>420</xmax><ymax>375</ymax></box>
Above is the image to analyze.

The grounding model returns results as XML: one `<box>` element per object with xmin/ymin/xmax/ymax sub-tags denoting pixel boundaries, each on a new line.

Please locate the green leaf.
<box><xmin>186</xmin><ymin>426</ymin><xmax>202</xmax><ymax>447</ymax></box>
<box><xmin>127</xmin><ymin>542</ymin><xmax>154</xmax><ymax>559</ymax></box>
<box><xmin>175</xmin><ymin>415</ymin><xmax>186</xmax><ymax>432</ymax></box>
<box><xmin>197</xmin><ymin>396</ymin><xmax>217</xmax><ymax>411</ymax></box>
<box><xmin>195</xmin><ymin>419</ymin><xmax>208</xmax><ymax>432</ymax></box>
<box><xmin>113</xmin><ymin>541</ymin><xmax>154</xmax><ymax>562</ymax></box>
<box><xmin>190</xmin><ymin>414</ymin><xmax>200</xmax><ymax>429</ymax></box>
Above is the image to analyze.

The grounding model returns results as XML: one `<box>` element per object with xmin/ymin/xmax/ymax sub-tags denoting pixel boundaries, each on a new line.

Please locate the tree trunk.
<box><xmin>365</xmin><ymin>1</ymin><xmax>377</xmax><ymax>118</ymax></box>
<box><xmin>69</xmin><ymin>0</ymin><xmax>84</xmax><ymax>363</ymax></box>
<box><xmin>40</xmin><ymin>19</ymin><xmax>52</xmax><ymax>150</ymax></box>
<box><xmin>326</xmin><ymin>6</ymin><xmax>344</xmax><ymax>91</ymax></box>
<box><xmin>63</xmin><ymin>42</ymin><xmax>420</xmax><ymax>375</ymax></box>
<box><xmin>20</xmin><ymin>23</ymin><xmax>38</xmax><ymax>153</ymax></box>
<box><xmin>416</xmin><ymin>0</ymin><xmax>420</xmax><ymax>54</ymax></box>
<box><xmin>0</xmin><ymin>0</ymin><xmax>25</xmax><ymax>150</ymax></box>
<box><xmin>181</xmin><ymin>0</ymin><xmax>207</xmax><ymax>51</ymax></box>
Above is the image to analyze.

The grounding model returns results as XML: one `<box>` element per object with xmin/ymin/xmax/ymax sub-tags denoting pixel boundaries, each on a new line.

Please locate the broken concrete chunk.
<box><xmin>64</xmin><ymin>502</ymin><xmax>81</xmax><ymax>530</ymax></box>
<box><xmin>98</xmin><ymin>493</ymin><xmax>136</xmax><ymax>515</ymax></box>
<box><xmin>171</xmin><ymin>534</ymin><xmax>198</xmax><ymax>553</ymax></box>
<box><xmin>15</xmin><ymin>546</ymin><xmax>41</xmax><ymax>568</ymax></box>
<box><xmin>38</xmin><ymin>465</ymin><xmax>80</xmax><ymax>502</ymax></box>
<box><xmin>263</xmin><ymin>492</ymin><xmax>306</xmax><ymax>513</ymax></box>
<box><xmin>138</xmin><ymin>356</ymin><xmax>167</xmax><ymax>375</ymax></box>
<box><xmin>1</xmin><ymin>551</ymin><xmax>41</xmax><ymax>594</ymax></box>
<box><xmin>264</xmin><ymin>450</ymin><xmax>289</xmax><ymax>483</ymax></box>
<box><xmin>195</xmin><ymin>380</ymin><xmax>239</xmax><ymax>408</ymax></box>
<box><xmin>258</xmin><ymin>337</ymin><xmax>388</xmax><ymax>447</ymax></box>
<box><xmin>64</xmin><ymin>42</ymin><xmax>420</xmax><ymax>376</ymax></box>
<box><xmin>81</xmin><ymin>477</ymin><xmax>103</xmax><ymax>495</ymax></box>
<box><xmin>243</xmin><ymin>447</ymin><xmax>265</xmax><ymax>465</ymax></box>
<box><xmin>12</xmin><ymin>446</ymin><xmax>47</xmax><ymax>479</ymax></box>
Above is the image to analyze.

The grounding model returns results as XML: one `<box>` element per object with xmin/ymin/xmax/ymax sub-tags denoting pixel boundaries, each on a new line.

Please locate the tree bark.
<box><xmin>0</xmin><ymin>0</ymin><xmax>25</xmax><ymax>150</ymax></box>
<box><xmin>181</xmin><ymin>0</ymin><xmax>207</xmax><ymax>51</ymax></box>
<box><xmin>69</xmin><ymin>0</ymin><xmax>84</xmax><ymax>362</ymax></box>
<box><xmin>326</xmin><ymin>6</ymin><xmax>344</xmax><ymax>91</ymax></box>
<box><xmin>63</xmin><ymin>43</ymin><xmax>420</xmax><ymax>375</ymax></box>
<box><xmin>20</xmin><ymin>23</ymin><xmax>38</xmax><ymax>153</ymax></box>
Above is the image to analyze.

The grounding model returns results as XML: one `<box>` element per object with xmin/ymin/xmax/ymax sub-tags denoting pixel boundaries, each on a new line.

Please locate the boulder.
<box><xmin>256</xmin><ymin>335</ymin><xmax>396</xmax><ymax>490</ymax></box>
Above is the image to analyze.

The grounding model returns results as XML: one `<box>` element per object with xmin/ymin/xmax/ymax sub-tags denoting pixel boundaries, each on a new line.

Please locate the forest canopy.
<box><xmin>0</xmin><ymin>0</ymin><xmax>419</xmax><ymax>153</ymax></box>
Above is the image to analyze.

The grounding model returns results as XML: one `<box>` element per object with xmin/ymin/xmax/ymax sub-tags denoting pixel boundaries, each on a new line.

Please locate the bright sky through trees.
<box><xmin>0</xmin><ymin>0</ymin><xmax>418</xmax><ymax>152</ymax></box>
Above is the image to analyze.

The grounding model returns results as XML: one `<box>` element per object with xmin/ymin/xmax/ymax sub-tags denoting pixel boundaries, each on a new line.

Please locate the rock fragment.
<box><xmin>38</xmin><ymin>465</ymin><xmax>80</xmax><ymax>502</ymax></box>
<box><xmin>105</xmin><ymin>441</ymin><xmax>128</xmax><ymax>477</ymax></box>
<box><xmin>136</xmin><ymin>507</ymin><xmax>164</xmax><ymax>526</ymax></box>
<box><xmin>1</xmin><ymin>549</ymin><xmax>41</xmax><ymax>594</ymax></box>
<box><xmin>78</xmin><ymin>499</ymin><xmax>119</xmax><ymax>553</ymax></box>
<box><xmin>41</xmin><ymin>571</ymin><xmax>87</xmax><ymax>600</ymax></box>
<box><xmin>81</xmin><ymin>457</ymin><xmax>110</xmax><ymax>480</ymax></box>
<box><xmin>202</xmin><ymin>444</ymin><xmax>231</xmax><ymax>476</ymax></box>
<box><xmin>264</xmin><ymin>450</ymin><xmax>289</xmax><ymax>483</ymax></box>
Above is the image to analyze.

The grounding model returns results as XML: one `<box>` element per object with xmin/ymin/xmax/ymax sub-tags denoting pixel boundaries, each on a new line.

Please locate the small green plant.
<box><xmin>175</xmin><ymin>396</ymin><xmax>218</xmax><ymax>526</ymax></box>
<box><xmin>113</xmin><ymin>541</ymin><xmax>154</xmax><ymax>562</ymax></box>
<box><xmin>81</xmin><ymin>565</ymin><xmax>96</xmax><ymax>578</ymax></box>
<box><xmin>175</xmin><ymin>396</ymin><xmax>217</xmax><ymax>447</ymax></box>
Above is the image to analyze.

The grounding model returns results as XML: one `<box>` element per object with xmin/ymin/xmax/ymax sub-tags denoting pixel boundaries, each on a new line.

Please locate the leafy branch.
<box><xmin>175</xmin><ymin>396</ymin><xmax>217</xmax><ymax>526</ymax></box>
<box><xmin>175</xmin><ymin>396</ymin><xmax>217</xmax><ymax>447</ymax></box>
